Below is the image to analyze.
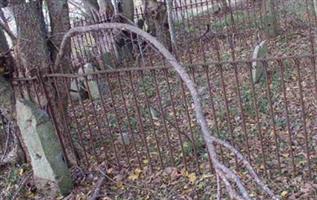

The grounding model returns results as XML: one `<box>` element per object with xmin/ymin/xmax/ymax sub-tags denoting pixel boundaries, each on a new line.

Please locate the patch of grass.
<box><xmin>139</xmin><ymin>76</ymin><xmax>156</xmax><ymax>98</ymax></box>
<box><xmin>221</xmin><ymin>52</ymin><xmax>231</xmax><ymax>61</ymax></box>
<box><xmin>212</xmin><ymin>10</ymin><xmax>259</xmax><ymax>32</ymax></box>
<box><xmin>241</xmin><ymin>86</ymin><xmax>256</xmax><ymax>117</ymax></box>
<box><xmin>276</xmin><ymin>118</ymin><xmax>287</xmax><ymax>129</ymax></box>
<box><xmin>258</xmin><ymin>97</ymin><xmax>269</xmax><ymax>114</ymax></box>
<box><xmin>183</xmin><ymin>134</ymin><xmax>206</xmax><ymax>157</ymax></box>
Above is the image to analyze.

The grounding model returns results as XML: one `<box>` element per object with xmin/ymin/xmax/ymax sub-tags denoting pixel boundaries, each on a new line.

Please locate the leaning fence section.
<box><xmin>8</xmin><ymin>0</ymin><xmax>317</xmax><ymax>197</ymax></box>
<box><xmin>11</xmin><ymin>51</ymin><xmax>315</xmax><ymax>196</ymax></box>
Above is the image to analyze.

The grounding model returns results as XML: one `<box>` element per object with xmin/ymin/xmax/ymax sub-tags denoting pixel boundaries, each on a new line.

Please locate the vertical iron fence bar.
<box><xmin>151</xmin><ymin>69</ymin><xmax>175</xmax><ymax>166</ymax></box>
<box><xmin>204</xmin><ymin>65</ymin><xmax>225</xmax><ymax>163</ymax></box>
<box><xmin>247</xmin><ymin>62</ymin><xmax>268</xmax><ymax>176</ymax></box>
<box><xmin>94</xmin><ymin>73</ymin><xmax>120</xmax><ymax>166</ymax></box>
<box><xmin>61</xmin><ymin>76</ymin><xmax>89</xmax><ymax>166</ymax></box>
<box><xmin>215</xmin><ymin>39</ymin><xmax>239</xmax><ymax>167</ymax></box>
<box><xmin>62</xmin><ymin>59</ymin><xmax>93</xmax><ymax>165</ymax></box>
<box><xmin>117</xmin><ymin>72</ymin><xmax>142</xmax><ymax>169</ymax></box>
<box><xmin>52</xmin><ymin>61</ymin><xmax>79</xmax><ymax>167</ymax></box>
<box><xmin>189</xmin><ymin>66</ymin><xmax>204</xmax><ymax>172</ymax></box>
<box><xmin>89</xmin><ymin>70</ymin><xmax>119</xmax><ymax>165</ymax></box>
<box><xmin>163</xmin><ymin>68</ymin><xmax>189</xmax><ymax>171</ymax></box>
<box><xmin>294</xmin><ymin>58</ymin><xmax>312</xmax><ymax>179</ymax></box>
<box><xmin>262</xmin><ymin>60</ymin><xmax>281</xmax><ymax>173</ymax></box>
<box><xmin>106</xmin><ymin>73</ymin><xmax>131</xmax><ymax>167</ymax></box>
<box><xmin>231</xmin><ymin>62</ymin><xmax>252</xmax><ymax>163</ymax></box>
<box><xmin>179</xmin><ymin>78</ymin><xmax>199</xmax><ymax>166</ymax></box>
<box><xmin>139</xmin><ymin>70</ymin><xmax>164</xmax><ymax>169</ymax></box>
<box><xmin>277</xmin><ymin>59</ymin><xmax>296</xmax><ymax>176</ymax></box>
<box><xmin>78</xmin><ymin>68</ymin><xmax>105</xmax><ymax>163</ymax></box>
<box><xmin>37</xmin><ymin>72</ymin><xmax>70</xmax><ymax>166</ymax></box>
<box><xmin>305</xmin><ymin>0</ymin><xmax>317</xmax><ymax>98</ymax></box>
<box><xmin>70</xmin><ymin>76</ymin><xmax>99</xmax><ymax>163</ymax></box>
<box><xmin>127</xmin><ymin>71</ymin><xmax>153</xmax><ymax>170</ymax></box>
<box><xmin>71</xmin><ymin>25</ymin><xmax>84</xmax><ymax>62</ymax></box>
<box><xmin>77</xmin><ymin>20</ymin><xmax>89</xmax><ymax>61</ymax></box>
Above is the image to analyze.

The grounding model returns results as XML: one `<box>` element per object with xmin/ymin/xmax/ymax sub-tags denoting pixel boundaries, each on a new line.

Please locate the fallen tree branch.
<box><xmin>11</xmin><ymin>172</ymin><xmax>32</xmax><ymax>200</ymax></box>
<box><xmin>0</xmin><ymin>18</ymin><xmax>16</xmax><ymax>42</ymax></box>
<box><xmin>98</xmin><ymin>168</ymin><xmax>158</xmax><ymax>195</ymax></box>
<box><xmin>89</xmin><ymin>174</ymin><xmax>106</xmax><ymax>200</ymax></box>
<box><xmin>216</xmin><ymin>174</ymin><xmax>221</xmax><ymax>200</ymax></box>
<box><xmin>54</xmin><ymin>23</ymin><xmax>279</xmax><ymax>200</ymax></box>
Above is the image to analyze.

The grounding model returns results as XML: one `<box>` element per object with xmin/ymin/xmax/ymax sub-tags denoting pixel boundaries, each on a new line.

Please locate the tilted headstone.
<box><xmin>16</xmin><ymin>100</ymin><xmax>73</xmax><ymax>196</ymax></box>
<box><xmin>252</xmin><ymin>41</ymin><xmax>267</xmax><ymax>84</ymax></box>
<box><xmin>69</xmin><ymin>79</ymin><xmax>84</xmax><ymax>101</ymax></box>
<box><xmin>78</xmin><ymin>63</ymin><xmax>109</xmax><ymax>100</ymax></box>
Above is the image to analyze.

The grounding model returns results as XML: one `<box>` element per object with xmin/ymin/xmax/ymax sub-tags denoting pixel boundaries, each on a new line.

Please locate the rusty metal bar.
<box><xmin>127</xmin><ymin>71</ymin><xmax>153</xmax><ymax>169</ymax></box>
<box><xmin>151</xmin><ymin>69</ymin><xmax>176</xmax><ymax>166</ymax></box>
<box><xmin>105</xmin><ymin>73</ymin><xmax>131</xmax><ymax>167</ymax></box>
<box><xmin>261</xmin><ymin>60</ymin><xmax>281</xmax><ymax>173</ymax></box>
<box><xmin>247</xmin><ymin>62</ymin><xmax>268</xmax><ymax>176</ymax></box>
<box><xmin>61</xmin><ymin>76</ymin><xmax>89</xmax><ymax>166</ymax></box>
<box><xmin>215</xmin><ymin>40</ymin><xmax>239</xmax><ymax>168</ymax></box>
<box><xmin>277</xmin><ymin>59</ymin><xmax>296</xmax><ymax>176</ymax></box>
<box><xmin>138</xmin><ymin>70</ymin><xmax>164</xmax><ymax>169</ymax></box>
<box><xmin>294</xmin><ymin>58</ymin><xmax>312</xmax><ymax>179</ymax></box>
<box><xmin>117</xmin><ymin>72</ymin><xmax>143</xmax><ymax>168</ymax></box>
<box><xmin>231</xmin><ymin>62</ymin><xmax>252</xmax><ymax>163</ymax></box>
<box><xmin>204</xmin><ymin>65</ymin><xmax>225</xmax><ymax>163</ymax></box>
<box><xmin>163</xmin><ymin>68</ymin><xmax>188</xmax><ymax>170</ymax></box>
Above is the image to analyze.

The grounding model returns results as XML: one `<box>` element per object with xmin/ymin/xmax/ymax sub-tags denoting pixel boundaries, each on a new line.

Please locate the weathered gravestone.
<box><xmin>70</xmin><ymin>63</ymin><xmax>109</xmax><ymax>101</ymax></box>
<box><xmin>16</xmin><ymin>100</ymin><xmax>73</xmax><ymax>196</ymax></box>
<box><xmin>252</xmin><ymin>40</ymin><xmax>267</xmax><ymax>84</ymax></box>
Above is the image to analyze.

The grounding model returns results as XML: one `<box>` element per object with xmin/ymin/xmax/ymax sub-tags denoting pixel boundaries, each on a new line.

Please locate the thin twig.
<box><xmin>11</xmin><ymin>172</ymin><xmax>32</xmax><ymax>200</ymax></box>
<box><xmin>98</xmin><ymin>168</ymin><xmax>156</xmax><ymax>194</ymax></box>
<box><xmin>89</xmin><ymin>175</ymin><xmax>106</xmax><ymax>200</ymax></box>
<box><xmin>217</xmin><ymin>174</ymin><xmax>221</xmax><ymax>200</ymax></box>
<box><xmin>0</xmin><ymin>20</ymin><xmax>16</xmax><ymax>42</ymax></box>
<box><xmin>0</xmin><ymin>114</ymin><xmax>10</xmax><ymax>162</ymax></box>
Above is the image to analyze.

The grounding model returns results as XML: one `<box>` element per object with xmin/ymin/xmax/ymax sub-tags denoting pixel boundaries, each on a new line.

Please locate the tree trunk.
<box><xmin>119</xmin><ymin>0</ymin><xmax>134</xmax><ymax>21</ymax></box>
<box><xmin>166</xmin><ymin>0</ymin><xmax>177</xmax><ymax>51</ymax></box>
<box><xmin>82</xmin><ymin>0</ymin><xmax>100</xmax><ymax>20</ymax></box>
<box><xmin>10</xmin><ymin>0</ymin><xmax>76</xmax><ymax>165</ymax></box>
<box><xmin>112</xmin><ymin>0</ymin><xmax>119</xmax><ymax>15</ymax></box>
<box><xmin>46</xmin><ymin>0</ymin><xmax>78</xmax><ymax>165</ymax></box>
<box><xmin>0</xmin><ymin>23</ymin><xmax>26</xmax><ymax>166</ymax></box>
<box><xmin>144</xmin><ymin>0</ymin><xmax>172</xmax><ymax>51</ymax></box>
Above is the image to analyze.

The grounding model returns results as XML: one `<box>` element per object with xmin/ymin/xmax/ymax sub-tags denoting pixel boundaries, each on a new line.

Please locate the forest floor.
<box><xmin>1</xmin><ymin>3</ymin><xmax>317</xmax><ymax>200</ymax></box>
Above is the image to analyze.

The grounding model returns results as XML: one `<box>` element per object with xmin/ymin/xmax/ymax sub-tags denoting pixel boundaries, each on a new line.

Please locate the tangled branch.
<box><xmin>54</xmin><ymin>23</ymin><xmax>279</xmax><ymax>200</ymax></box>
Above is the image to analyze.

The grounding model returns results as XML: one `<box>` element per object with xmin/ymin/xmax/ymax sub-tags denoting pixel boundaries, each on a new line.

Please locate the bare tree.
<box><xmin>118</xmin><ymin>0</ymin><xmax>134</xmax><ymax>21</ymax></box>
<box><xmin>166</xmin><ymin>0</ymin><xmax>177</xmax><ymax>50</ymax></box>
<box><xmin>0</xmin><ymin>18</ymin><xmax>26</xmax><ymax>166</ymax></box>
<box><xmin>6</xmin><ymin>0</ymin><xmax>75</xmax><ymax>165</ymax></box>
<box><xmin>143</xmin><ymin>0</ymin><xmax>172</xmax><ymax>50</ymax></box>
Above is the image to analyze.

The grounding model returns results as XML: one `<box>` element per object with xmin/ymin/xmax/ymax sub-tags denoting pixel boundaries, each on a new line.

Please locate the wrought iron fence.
<box><xmin>9</xmin><ymin>0</ymin><xmax>317</xmax><ymax>198</ymax></box>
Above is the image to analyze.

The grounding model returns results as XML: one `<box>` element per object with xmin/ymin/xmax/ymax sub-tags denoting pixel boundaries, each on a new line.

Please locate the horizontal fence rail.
<box><xmin>12</xmin><ymin>53</ymin><xmax>317</xmax><ymax>197</ymax></box>
<box><xmin>6</xmin><ymin>0</ymin><xmax>317</xmax><ymax>198</ymax></box>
